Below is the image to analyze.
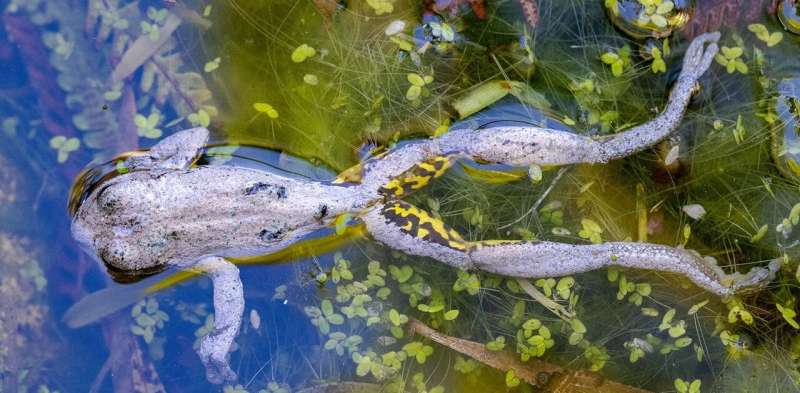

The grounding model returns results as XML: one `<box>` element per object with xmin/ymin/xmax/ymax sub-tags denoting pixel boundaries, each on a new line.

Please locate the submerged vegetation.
<box><xmin>3</xmin><ymin>0</ymin><xmax>800</xmax><ymax>391</ymax></box>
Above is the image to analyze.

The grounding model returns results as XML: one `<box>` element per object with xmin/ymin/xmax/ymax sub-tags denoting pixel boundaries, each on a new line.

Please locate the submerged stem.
<box><xmin>407</xmin><ymin>318</ymin><xmax>651</xmax><ymax>393</ymax></box>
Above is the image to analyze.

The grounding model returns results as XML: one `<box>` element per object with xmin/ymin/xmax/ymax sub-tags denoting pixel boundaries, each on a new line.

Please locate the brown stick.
<box><xmin>407</xmin><ymin>318</ymin><xmax>651</xmax><ymax>393</ymax></box>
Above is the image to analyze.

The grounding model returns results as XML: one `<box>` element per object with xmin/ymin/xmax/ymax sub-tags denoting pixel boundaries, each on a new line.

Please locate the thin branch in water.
<box><xmin>516</xmin><ymin>278</ymin><xmax>575</xmax><ymax>321</ymax></box>
<box><xmin>151</xmin><ymin>56</ymin><xmax>199</xmax><ymax>114</ymax></box>
<box><xmin>407</xmin><ymin>318</ymin><xmax>651</xmax><ymax>393</ymax></box>
<box><xmin>499</xmin><ymin>166</ymin><xmax>569</xmax><ymax>230</ymax></box>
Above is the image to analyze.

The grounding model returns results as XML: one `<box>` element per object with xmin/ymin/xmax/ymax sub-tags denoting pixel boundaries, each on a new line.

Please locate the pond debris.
<box><xmin>0</xmin><ymin>232</ymin><xmax>53</xmax><ymax>390</ymax></box>
<box><xmin>517</xmin><ymin>278</ymin><xmax>575</xmax><ymax>321</ymax></box>
<box><xmin>407</xmin><ymin>318</ymin><xmax>652</xmax><ymax>392</ymax></box>
<box><xmin>450</xmin><ymin>80</ymin><xmax>550</xmax><ymax>119</ymax></box>
<box><xmin>519</xmin><ymin>0</ymin><xmax>540</xmax><ymax>27</ymax></box>
<box><xmin>604</xmin><ymin>0</ymin><xmax>694</xmax><ymax>39</ymax></box>
<box><xmin>111</xmin><ymin>14</ymin><xmax>182</xmax><ymax>83</ymax></box>
<box><xmin>680</xmin><ymin>0</ymin><xmax>772</xmax><ymax>39</ymax></box>
<box><xmin>294</xmin><ymin>382</ymin><xmax>382</xmax><ymax>393</ymax></box>
<box><xmin>772</xmin><ymin>78</ymin><xmax>800</xmax><ymax>183</ymax></box>
<box><xmin>97</xmin><ymin>309</ymin><xmax>166</xmax><ymax>393</ymax></box>
<box><xmin>5</xmin><ymin>0</ymin><xmax>216</xmax><ymax>167</ymax></box>
<box><xmin>426</xmin><ymin>0</ymin><xmax>487</xmax><ymax>20</ymax></box>
<box><xmin>384</xmin><ymin>20</ymin><xmax>406</xmax><ymax>36</ymax></box>
<box><xmin>778</xmin><ymin>0</ymin><xmax>800</xmax><ymax>35</ymax></box>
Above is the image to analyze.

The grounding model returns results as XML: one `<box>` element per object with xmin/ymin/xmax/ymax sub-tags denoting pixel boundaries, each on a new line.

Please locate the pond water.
<box><xmin>2</xmin><ymin>0</ymin><xmax>800</xmax><ymax>392</ymax></box>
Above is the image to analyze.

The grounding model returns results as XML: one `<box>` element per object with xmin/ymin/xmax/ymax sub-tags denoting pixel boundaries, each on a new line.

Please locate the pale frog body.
<box><xmin>70</xmin><ymin>32</ymin><xmax>778</xmax><ymax>384</ymax></box>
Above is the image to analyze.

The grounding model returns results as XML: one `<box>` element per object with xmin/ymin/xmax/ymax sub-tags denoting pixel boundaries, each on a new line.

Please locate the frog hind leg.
<box><xmin>189</xmin><ymin>256</ymin><xmax>243</xmax><ymax>384</ymax></box>
<box><xmin>363</xmin><ymin>200</ymin><xmax>777</xmax><ymax>296</ymax></box>
<box><xmin>125</xmin><ymin>127</ymin><xmax>210</xmax><ymax>172</ymax></box>
<box><xmin>378</xmin><ymin>155</ymin><xmax>453</xmax><ymax>198</ymax></box>
<box><xmin>362</xmin><ymin>200</ymin><xmax>472</xmax><ymax>269</ymax></box>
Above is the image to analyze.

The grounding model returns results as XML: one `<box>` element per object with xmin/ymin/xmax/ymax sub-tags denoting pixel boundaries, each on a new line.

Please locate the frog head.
<box><xmin>70</xmin><ymin>128</ymin><xmax>210</xmax><ymax>282</ymax></box>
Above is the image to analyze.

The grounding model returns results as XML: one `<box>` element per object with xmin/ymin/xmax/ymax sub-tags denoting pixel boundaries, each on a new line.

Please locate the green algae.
<box><xmin>118</xmin><ymin>0</ymin><xmax>800</xmax><ymax>389</ymax></box>
<box><xmin>7</xmin><ymin>0</ymin><xmax>800</xmax><ymax>391</ymax></box>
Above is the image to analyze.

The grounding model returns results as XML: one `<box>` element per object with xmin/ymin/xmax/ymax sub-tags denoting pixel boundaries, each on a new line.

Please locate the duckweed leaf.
<box><xmin>303</xmin><ymin>74</ymin><xmax>319</xmax><ymax>85</ymax></box>
<box><xmin>407</xmin><ymin>73</ymin><xmax>425</xmax><ymax>86</ymax></box>
<box><xmin>204</xmin><ymin>57</ymin><xmax>221</xmax><ymax>72</ymax></box>
<box><xmin>750</xmin><ymin>224</ymin><xmax>768</xmax><ymax>242</ymax></box>
<box><xmin>505</xmin><ymin>370</ymin><xmax>520</xmax><ymax>387</ymax></box>
<box><xmin>570</xmin><ymin>318</ymin><xmax>587</xmax><ymax>334</ymax></box>
<box><xmin>389</xmin><ymin>265</ymin><xmax>413</xmax><ymax>283</ymax></box>
<box><xmin>188</xmin><ymin>109</ymin><xmax>210</xmax><ymax>127</ymax></box>
<box><xmin>291</xmin><ymin>44</ymin><xmax>316</xmax><ymax>63</ymax></box>
<box><xmin>443</xmin><ymin>309</ymin><xmax>459</xmax><ymax>320</ymax></box>
<box><xmin>405</xmin><ymin>85</ymin><xmax>422</xmax><ymax>101</ymax></box>
<box><xmin>675</xmin><ymin>336</ymin><xmax>693</xmax><ymax>348</ymax></box>
<box><xmin>253</xmin><ymin>102</ymin><xmax>279</xmax><ymax>119</ymax></box>
<box><xmin>485</xmin><ymin>336</ymin><xmax>505</xmax><ymax>351</ymax></box>
<box><xmin>777</xmin><ymin>303</ymin><xmax>800</xmax><ymax>329</ymax></box>
<box><xmin>722</xmin><ymin>46</ymin><xmax>743</xmax><ymax>58</ymax></box>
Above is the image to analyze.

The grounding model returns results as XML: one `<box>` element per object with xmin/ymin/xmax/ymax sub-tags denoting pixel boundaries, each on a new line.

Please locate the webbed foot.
<box><xmin>729</xmin><ymin>259</ymin><xmax>782</xmax><ymax>293</ymax></box>
<box><xmin>199</xmin><ymin>335</ymin><xmax>238</xmax><ymax>384</ymax></box>
<box><xmin>678</xmin><ymin>31</ymin><xmax>720</xmax><ymax>83</ymax></box>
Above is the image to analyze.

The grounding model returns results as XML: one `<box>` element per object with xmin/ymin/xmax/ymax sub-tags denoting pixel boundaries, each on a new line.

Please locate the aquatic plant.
<box><xmin>5</xmin><ymin>0</ymin><xmax>217</xmax><ymax>162</ymax></box>
<box><xmin>0</xmin><ymin>233</ymin><xmax>53</xmax><ymax>390</ymax></box>
<box><xmin>10</xmin><ymin>0</ymin><xmax>800</xmax><ymax>390</ymax></box>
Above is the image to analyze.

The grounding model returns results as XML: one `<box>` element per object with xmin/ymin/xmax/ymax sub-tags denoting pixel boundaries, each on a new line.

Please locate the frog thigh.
<box><xmin>362</xmin><ymin>200</ymin><xmax>472</xmax><ymax>270</ymax></box>
<box><xmin>125</xmin><ymin>127</ymin><xmax>210</xmax><ymax>171</ymax></box>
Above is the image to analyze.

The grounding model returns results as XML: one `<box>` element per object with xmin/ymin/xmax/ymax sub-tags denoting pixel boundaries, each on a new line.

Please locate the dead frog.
<box><xmin>69</xmin><ymin>32</ymin><xmax>778</xmax><ymax>384</ymax></box>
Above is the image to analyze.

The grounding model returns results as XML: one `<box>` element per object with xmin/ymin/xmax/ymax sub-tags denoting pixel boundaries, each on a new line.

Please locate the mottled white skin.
<box><xmin>72</xmin><ymin>128</ymin><xmax>375</xmax><ymax>383</ymax></box>
<box><xmin>71</xmin><ymin>32</ymin><xmax>776</xmax><ymax>384</ymax></box>
<box><xmin>192</xmin><ymin>257</ymin><xmax>243</xmax><ymax>384</ymax></box>
<box><xmin>363</xmin><ymin>210</ymin><xmax>780</xmax><ymax>297</ymax></box>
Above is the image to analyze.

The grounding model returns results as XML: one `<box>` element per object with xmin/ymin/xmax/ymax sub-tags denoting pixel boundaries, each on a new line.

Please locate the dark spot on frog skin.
<box><xmin>244</xmin><ymin>182</ymin><xmax>287</xmax><ymax>199</ymax></box>
<box><xmin>315</xmin><ymin>204</ymin><xmax>328</xmax><ymax>221</ymax></box>
<box><xmin>258</xmin><ymin>228</ymin><xmax>284</xmax><ymax>241</ymax></box>
<box><xmin>96</xmin><ymin>184</ymin><xmax>119</xmax><ymax>212</ymax></box>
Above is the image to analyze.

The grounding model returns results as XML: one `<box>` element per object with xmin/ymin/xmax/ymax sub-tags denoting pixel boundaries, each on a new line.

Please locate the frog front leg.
<box><xmin>124</xmin><ymin>126</ymin><xmax>210</xmax><ymax>172</ymax></box>
<box><xmin>189</xmin><ymin>256</ymin><xmax>244</xmax><ymax>384</ymax></box>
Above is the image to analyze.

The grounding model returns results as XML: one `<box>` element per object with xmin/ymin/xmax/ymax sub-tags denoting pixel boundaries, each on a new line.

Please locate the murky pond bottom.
<box><xmin>2</xmin><ymin>0</ymin><xmax>800</xmax><ymax>392</ymax></box>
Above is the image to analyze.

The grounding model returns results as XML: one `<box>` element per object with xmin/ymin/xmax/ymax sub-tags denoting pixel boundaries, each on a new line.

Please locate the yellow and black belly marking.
<box><xmin>381</xmin><ymin>200</ymin><xmax>467</xmax><ymax>251</ymax></box>
<box><xmin>333</xmin><ymin>147</ymin><xmax>390</xmax><ymax>184</ymax></box>
<box><xmin>333</xmin><ymin>162</ymin><xmax>364</xmax><ymax>184</ymax></box>
<box><xmin>379</xmin><ymin>155</ymin><xmax>452</xmax><ymax>197</ymax></box>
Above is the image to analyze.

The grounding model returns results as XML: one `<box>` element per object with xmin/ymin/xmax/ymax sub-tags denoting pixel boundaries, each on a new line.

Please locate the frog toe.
<box><xmin>201</xmin><ymin>352</ymin><xmax>237</xmax><ymax>384</ymax></box>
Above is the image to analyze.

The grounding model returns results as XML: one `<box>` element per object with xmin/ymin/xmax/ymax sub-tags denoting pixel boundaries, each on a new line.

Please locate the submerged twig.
<box><xmin>498</xmin><ymin>166</ymin><xmax>568</xmax><ymax>230</ymax></box>
<box><xmin>111</xmin><ymin>14</ymin><xmax>181</xmax><ymax>83</ymax></box>
<box><xmin>516</xmin><ymin>278</ymin><xmax>575</xmax><ymax>321</ymax></box>
<box><xmin>295</xmin><ymin>382</ymin><xmax>382</xmax><ymax>393</ymax></box>
<box><xmin>88</xmin><ymin>355</ymin><xmax>113</xmax><ymax>393</ymax></box>
<box><xmin>101</xmin><ymin>309</ymin><xmax>167</xmax><ymax>393</ymax></box>
<box><xmin>150</xmin><ymin>55</ymin><xmax>199</xmax><ymax>114</ymax></box>
<box><xmin>407</xmin><ymin>318</ymin><xmax>651</xmax><ymax>393</ymax></box>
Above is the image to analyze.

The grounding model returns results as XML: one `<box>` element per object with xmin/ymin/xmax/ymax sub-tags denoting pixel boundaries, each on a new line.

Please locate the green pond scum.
<box><xmin>3</xmin><ymin>0</ymin><xmax>800</xmax><ymax>392</ymax></box>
